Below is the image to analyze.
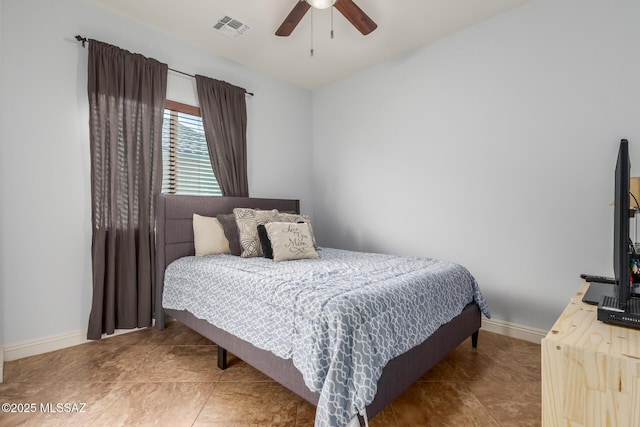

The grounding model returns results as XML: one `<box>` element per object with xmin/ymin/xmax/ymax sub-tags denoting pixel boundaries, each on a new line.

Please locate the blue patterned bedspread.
<box><xmin>163</xmin><ymin>247</ymin><xmax>490</xmax><ymax>427</ymax></box>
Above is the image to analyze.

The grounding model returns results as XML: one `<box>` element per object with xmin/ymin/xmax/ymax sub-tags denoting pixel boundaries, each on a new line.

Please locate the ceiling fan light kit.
<box><xmin>306</xmin><ymin>0</ymin><xmax>337</xmax><ymax>9</ymax></box>
<box><xmin>275</xmin><ymin>0</ymin><xmax>377</xmax><ymax>37</ymax></box>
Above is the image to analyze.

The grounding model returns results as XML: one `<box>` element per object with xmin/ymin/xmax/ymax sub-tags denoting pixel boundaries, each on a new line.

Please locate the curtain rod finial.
<box><xmin>75</xmin><ymin>35</ymin><xmax>88</xmax><ymax>47</ymax></box>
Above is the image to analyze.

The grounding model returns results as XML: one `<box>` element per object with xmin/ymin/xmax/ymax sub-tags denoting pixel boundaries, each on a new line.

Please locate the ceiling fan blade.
<box><xmin>334</xmin><ymin>0</ymin><xmax>377</xmax><ymax>35</ymax></box>
<box><xmin>275</xmin><ymin>1</ymin><xmax>311</xmax><ymax>36</ymax></box>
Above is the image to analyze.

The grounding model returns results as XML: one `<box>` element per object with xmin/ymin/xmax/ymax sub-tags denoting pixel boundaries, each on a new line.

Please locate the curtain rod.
<box><xmin>75</xmin><ymin>35</ymin><xmax>254</xmax><ymax>97</ymax></box>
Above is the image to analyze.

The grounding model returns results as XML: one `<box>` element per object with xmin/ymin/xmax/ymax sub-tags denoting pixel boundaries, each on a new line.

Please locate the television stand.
<box><xmin>542</xmin><ymin>282</ymin><xmax>640</xmax><ymax>425</ymax></box>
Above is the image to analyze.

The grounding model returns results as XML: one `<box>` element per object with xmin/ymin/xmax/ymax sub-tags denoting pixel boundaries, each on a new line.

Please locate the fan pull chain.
<box><xmin>310</xmin><ymin>8</ymin><xmax>314</xmax><ymax>57</ymax></box>
<box><xmin>331</xmin><ymin>7</ymin><xmax>334</xmax><ymax>39</ymax></box>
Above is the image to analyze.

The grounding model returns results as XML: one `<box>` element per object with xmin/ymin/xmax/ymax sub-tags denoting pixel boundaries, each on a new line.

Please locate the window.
<box><xmin>161</xmin><ymin>100</ymin><xmax>222</xmax><ymax>195</ymax></box>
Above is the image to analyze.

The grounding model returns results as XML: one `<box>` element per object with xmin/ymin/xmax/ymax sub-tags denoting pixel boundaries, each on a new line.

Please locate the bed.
<box><xmin>154</xmin><ymin>194</ymin><xmax>488</xmax><ymax>426</ymax></box>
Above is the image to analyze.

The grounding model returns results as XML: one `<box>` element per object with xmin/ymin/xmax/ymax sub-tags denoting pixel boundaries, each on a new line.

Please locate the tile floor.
<box><xmin>0</xmin><ymin>321</ymin><xmax>541</xmax><ymax>426</ymax></box>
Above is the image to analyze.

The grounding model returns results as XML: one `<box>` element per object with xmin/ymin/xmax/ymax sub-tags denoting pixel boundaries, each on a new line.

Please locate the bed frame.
<box><xmin>154</xmin><ymin>194</ymin><xmax>481</xmax><ymax>420</ymax></box>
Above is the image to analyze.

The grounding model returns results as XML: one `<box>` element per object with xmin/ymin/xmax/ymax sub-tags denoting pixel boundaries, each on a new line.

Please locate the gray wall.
<box><xmin>312</xmin><ymin>0</ymin><xmax>640</xmax><ymax>331</ymax></box>
<box><xmin>0</xmin><ymin>0</ymin><xmax>313</xmax><ymax>346</ymax></box>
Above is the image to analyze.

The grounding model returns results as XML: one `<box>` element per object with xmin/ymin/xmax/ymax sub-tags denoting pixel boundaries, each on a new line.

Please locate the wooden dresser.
<box><xmin>542</xmin><ymin>282</ymin><xmax>640</xmax><ymax>426</ymax></box>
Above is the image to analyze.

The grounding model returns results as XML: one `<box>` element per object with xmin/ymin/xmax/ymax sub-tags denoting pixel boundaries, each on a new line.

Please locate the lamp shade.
<box><xmin>306</xmin><ymin>0</ymin><xmax>337</xmax><ymax>9</ymax></box>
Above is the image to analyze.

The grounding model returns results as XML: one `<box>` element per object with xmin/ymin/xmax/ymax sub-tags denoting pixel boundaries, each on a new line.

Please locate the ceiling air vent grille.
<box><xmin>214</xmin><ymin>16</ymin><xmax>250</xmax><ymax>38</ymax></box>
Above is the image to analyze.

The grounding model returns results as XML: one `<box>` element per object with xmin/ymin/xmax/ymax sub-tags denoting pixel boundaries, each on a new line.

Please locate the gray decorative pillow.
<box><xmin>234</xmin><ymin>208</ymin><xmax>280</xmax><ymax>257</ymax></box>
<box><xmin>264</xmin><ymin>222</ymin><xmax>319</xmax><ymax>262</ymax></box>
<box><xmin>216</xmin><ymin>213</ymin><xmax>242</xmax><ymax>256</ymax></box>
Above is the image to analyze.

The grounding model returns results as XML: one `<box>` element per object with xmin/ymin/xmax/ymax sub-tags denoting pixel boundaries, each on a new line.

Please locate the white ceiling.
<box><xmin>84</xmin><ymin>0</ymin><xmax>530</xmax><ymax>90</ymax></box>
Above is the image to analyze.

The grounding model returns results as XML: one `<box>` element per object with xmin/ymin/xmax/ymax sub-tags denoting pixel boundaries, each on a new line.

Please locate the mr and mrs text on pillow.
<box><xmin>263</xmin><ymin>222</ymin><xmax>318</xmax><ymax>262</ymax></box>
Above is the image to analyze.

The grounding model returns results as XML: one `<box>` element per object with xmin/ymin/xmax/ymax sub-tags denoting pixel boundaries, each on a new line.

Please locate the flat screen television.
<box><xmin>614</xmin><ymin>138</ymin><xmax>631</xmax><ymax>310</ymax></box>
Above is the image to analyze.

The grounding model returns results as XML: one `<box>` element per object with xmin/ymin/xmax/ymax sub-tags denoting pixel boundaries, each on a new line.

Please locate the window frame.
<box><xmin>161</xmin><ymin>99</ymin><xmax>221</xmax><ymax>196</ymax></box>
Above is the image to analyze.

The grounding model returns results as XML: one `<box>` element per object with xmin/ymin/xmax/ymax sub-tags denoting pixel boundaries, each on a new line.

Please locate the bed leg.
<box><xmin>217</xmin><ymin>346</ymin><xmax>228</xmax><ymax>370</ymax></box>
<box><xmin>156</xmin><ymin>311</ymin><xmax>165</xmax><ymax>331</ymax></box>
<box><xmin>356</xmin><ymin>410</ymin><xmax>369</xmax><ymax>427</ymax></box>
<box><xmin>471</xmin><ymin>330</ymin><xmax>479</xmax><ymax>348</ymax></box>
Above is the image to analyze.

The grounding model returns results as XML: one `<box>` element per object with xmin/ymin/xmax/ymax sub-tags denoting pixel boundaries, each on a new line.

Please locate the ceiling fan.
<box><xmin>275</xmin><ymin>0</ymin><xmax>377</xmax><ymax>37</ymax></box>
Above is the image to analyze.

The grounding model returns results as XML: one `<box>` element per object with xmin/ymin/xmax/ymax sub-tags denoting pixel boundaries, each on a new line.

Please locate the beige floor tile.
<box><xmin>0</xmin><ymin>327</ymin><xmax>541</xmax><ymax>427</ymax></box>
<box><xmin>467</xmin><ymin>380</ymin><xmax>542</xmax><ymax>427</ymax></box>
<box><xmin>194</xmin><ymin>382</ymin><xmax>299</xmax><ymax>426</ymax></box>
<box><xmin>143</xmin><ymin>345</ymin><xmax>223</xmax><ymax>382</ymax></box>
<box><xmin>0</xmin><ymin>382</ymin><xmax>134</xmax><ymax>427</ymax></box>
<box><xmin>89</xmin><ymin>382</ymin><xmax>214</xmax><ymax>426</ymax></box>
<box><xmin>391</xmin><ymin>381</ymin><xmax>500</xmax><ymax>427</ymax></box>
<box><xmin>368</xmin><ymin>405</ymin><xmax>398</xmax><ymax>426</ymax></box>
<box><xmin>294</xmin><ymin>399</ymin><xmax>317</xmax><ymax>425</ymax></box>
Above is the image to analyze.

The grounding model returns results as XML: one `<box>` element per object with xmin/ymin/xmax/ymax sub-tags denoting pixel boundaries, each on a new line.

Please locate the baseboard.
<box><xmin>3</xmin><ymin>318</ymin><xmax>546</xmax><ymax>362</ymax></box>
<box><xmin>481</xmin><ymin>318</ymin><xmax>547</xmax><ymax>344</ymax></box>
<box><xmin>3</xmin><ymin>327</ymin><xmax>142</xmax><ymax>362</ymax></box>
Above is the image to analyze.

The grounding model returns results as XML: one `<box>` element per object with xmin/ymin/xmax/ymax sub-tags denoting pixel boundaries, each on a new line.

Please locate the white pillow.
<box><xmin>193</xmin><ymin>214</ymin><xmax>231</xmax><ymax>256</ymax></box>
<box><xmin>264</xmin><ymin>222</ymin><xmax>319</xmax><ymax>262</ymax></box>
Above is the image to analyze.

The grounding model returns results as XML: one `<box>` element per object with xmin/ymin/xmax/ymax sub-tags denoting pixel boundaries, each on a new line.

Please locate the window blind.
<box><xmin>161</xmin><ymin>107</ymin><xmax>222</xmax><ymax>196</ymax></box>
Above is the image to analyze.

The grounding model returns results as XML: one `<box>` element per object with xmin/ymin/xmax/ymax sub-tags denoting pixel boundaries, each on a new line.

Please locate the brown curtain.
<box><xmin>195</xmin><ymin>75</ymin><xmax>249</xmax><ymax>197</ymax></box>
<box><xmin>86</xmin><ymin>40</ymin><xmax>168</xmax><ymax>340</ymax></box>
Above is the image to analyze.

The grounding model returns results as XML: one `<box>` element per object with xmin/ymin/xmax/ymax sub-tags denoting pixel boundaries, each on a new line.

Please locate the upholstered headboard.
<box><xmin>154</xmin><ymin>194</ymin><xmax>300</xmax><ymax>327</ymax></box>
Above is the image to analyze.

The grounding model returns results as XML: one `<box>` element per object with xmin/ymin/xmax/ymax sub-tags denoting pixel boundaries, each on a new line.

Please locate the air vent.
<box><xmin>213</xmin><ymin>15</ymin><xmax>250</xmax><ymax>38</ymax></box>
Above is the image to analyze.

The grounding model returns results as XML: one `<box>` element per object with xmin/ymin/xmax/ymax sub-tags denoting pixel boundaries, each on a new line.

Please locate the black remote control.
<box><xmin>580</xmin><ymin>274</ymin><xmax>616</xmax><ymax>284</ymax></box>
